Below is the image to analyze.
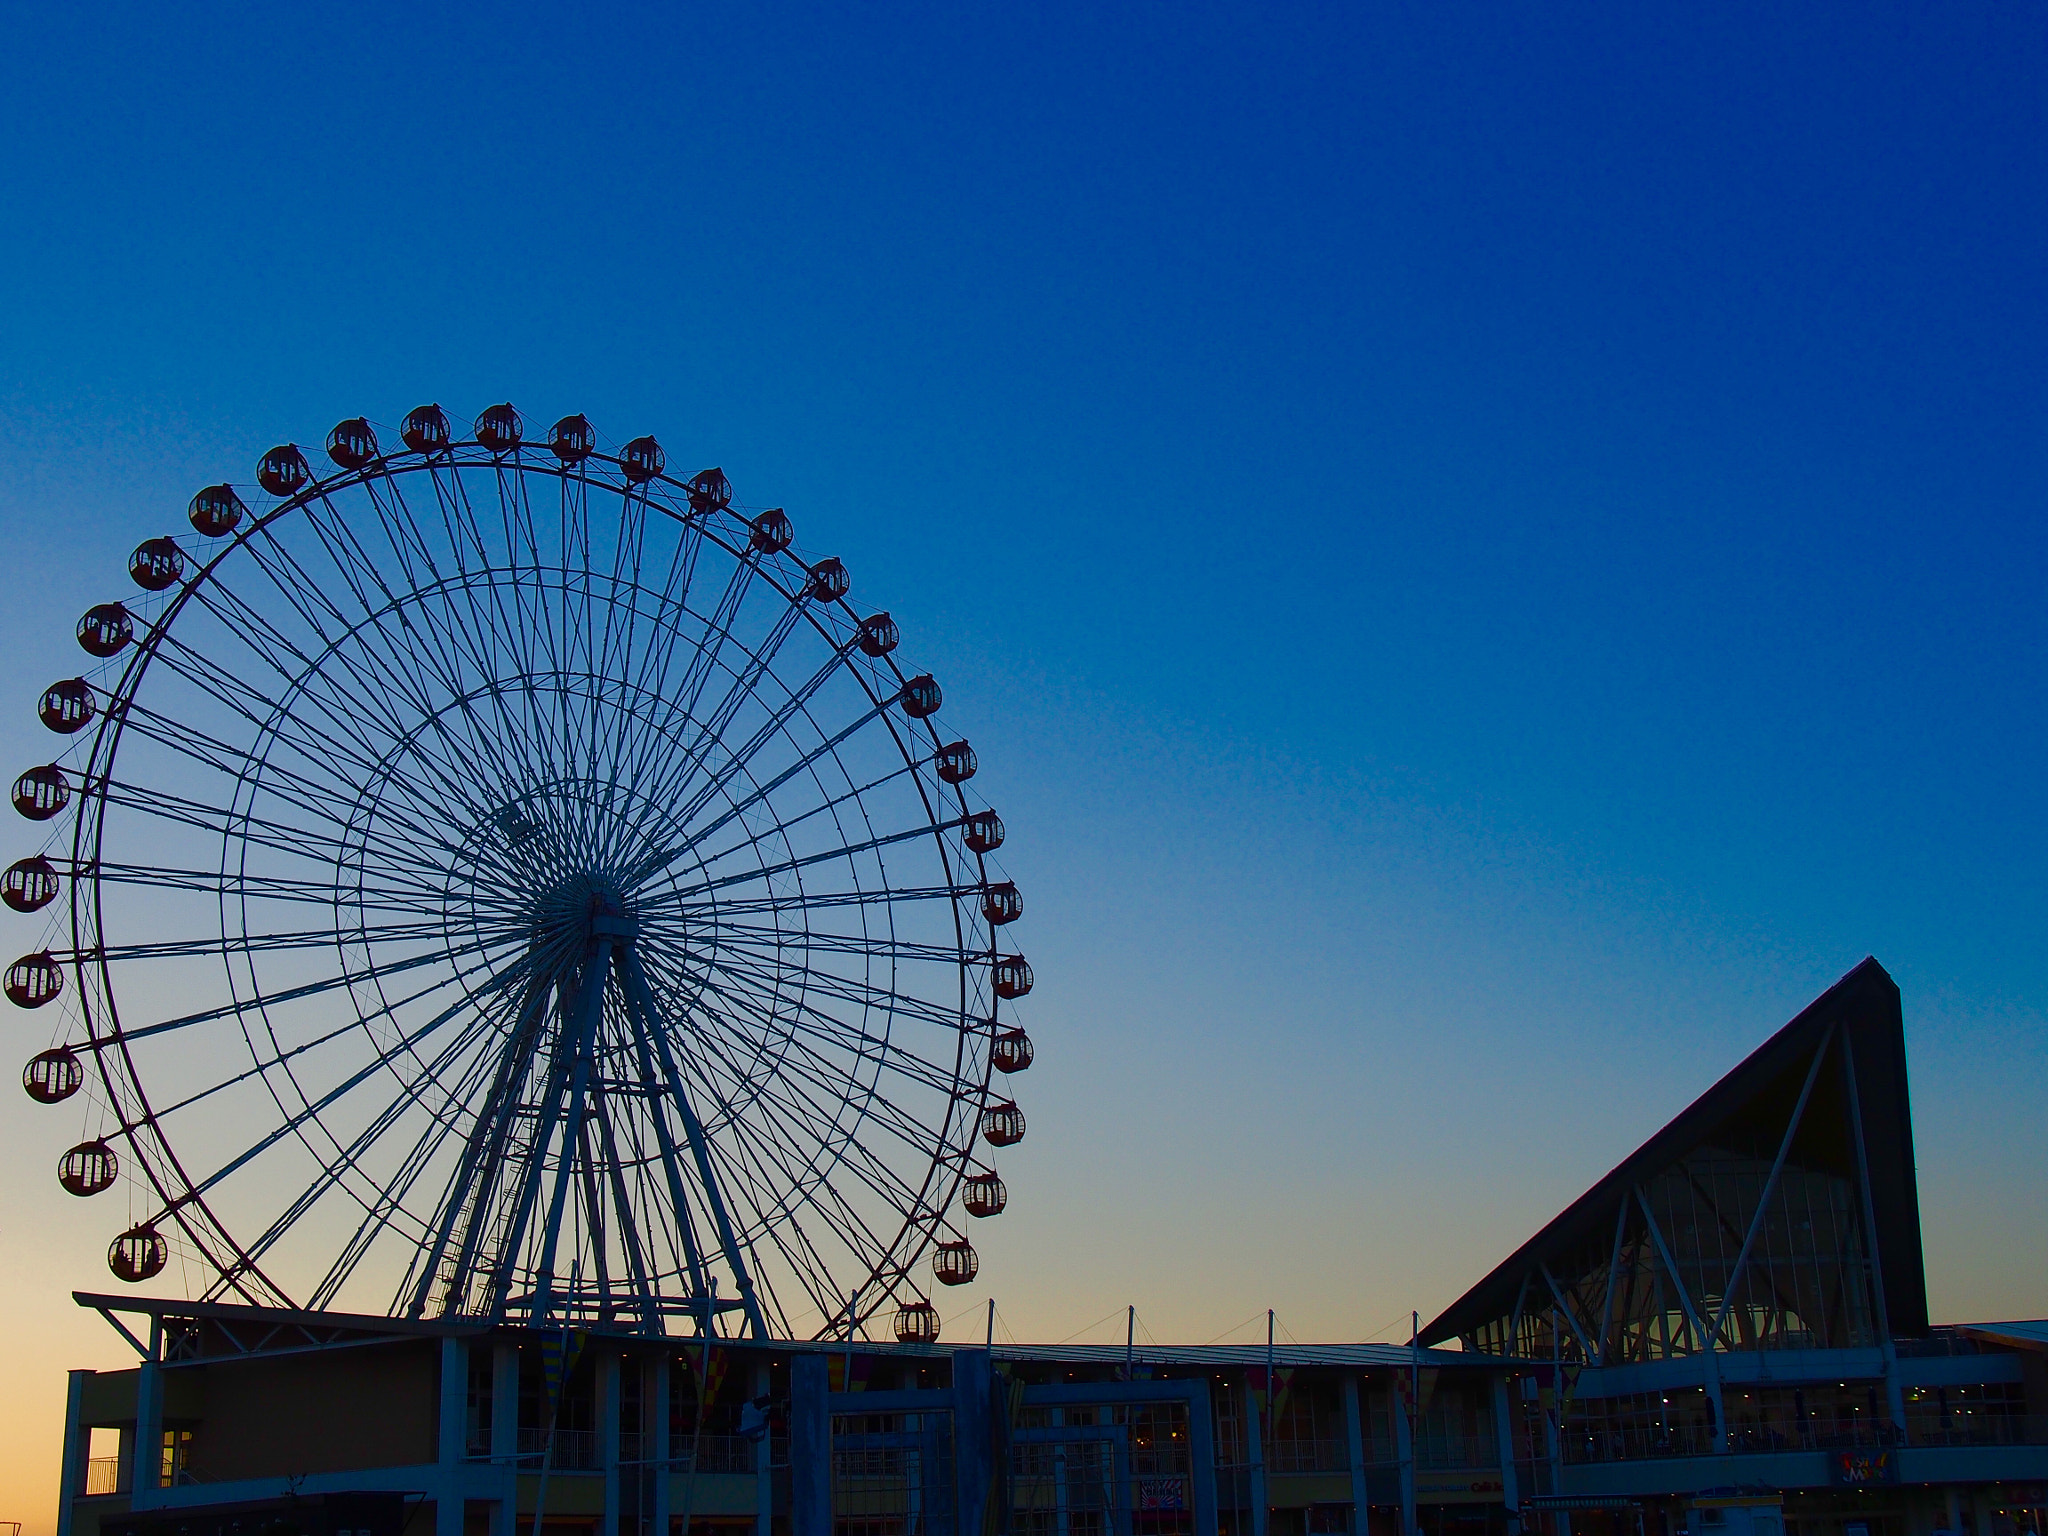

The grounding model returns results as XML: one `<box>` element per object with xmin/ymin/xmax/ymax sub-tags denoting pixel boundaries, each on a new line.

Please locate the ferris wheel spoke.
<box><xmin>404</xmin><ymin>472</ymin><xmax>548</xmax><ymax>710</ymax></box>
<box><xmin>666</xmin><ymin>543</ymin><xmax>767</xmax><ymax>753</ymax></box>
<box><xmin>650</xmin><ymin>748</ymin><xmax>932</xmax><ymax>894</ymax></box>
<box><xmin>656</xmin><ymin>697</ymin><xmax>892</xmax><ymax>858</ymax></box>
<box><xmin>233</xmin><ymin>537</ymin><xmax>510</xmax><ymax>791</ymax></box>
<box><xmin>114</xmin><ymin>928</ymin><xmax>512</xmax><ymax>1044</ymax></box>
<box><xmin>239</xmin><ymin>521</ymin><xmax>366</xmax><ymax>649</ymax></box>
<box><xmin>77</xmin><ymin>915</ymin><xmax>474</xmax><ymax>965</ymax></box>
<box><xmin>676</xmin><ymin>947</ymin><xmax>967</xmax><ymax>1104</ymax></box>
<box><xmin>652</xmin><ymin>813</ymin><xmax>965</xmax><ymax>905</ymax></box>
<box><xmin>639</xmin><ymin>634</ymin><xmax>862</xmax><ymax>845</ymax></box>
<box><xmin>221</xmin><ymin>540</ymin><xmax>558</xmax><ymax>834</ymax></box>
<box><xmin>656</xmin><ymin>957</ymin><xmax>958</xmax><ymax>1187</ymax></box>
<box><xmin>720</xmin><ymin>973</ymin><xmax>970</xmax><ymax>1106</ymax></box>
<box><xmin>182</xmin><ymin>580</ymin><xmax>324</xmax><ymax>697</ymax></box>
<box><xmin>81</xmin><ymin>859</ymin><xmax>433</xmax><ymax>910</ymax></box>
<box><xmin>353</xmin><ymin>472</ymin><xmax>459</xmax><ymax>603</ymax></box>
<box><xmin>246</xmin><ymin>985</ymin><xmax>513</xmax><ymax>1289</ymax></box>
<box><xmin>143</xmin><ymin>960</ymin><xmax>502</xmax><ymax>1127</ymax></box>
<box><xmin>681</xmin><ymin>882</ymin><xmax>979</xmax><ymax>921</ymax></box>
<box><xmin>115</xmin><ymin>698</ymin><xmax>379</xmax><ymax>833</ymax></box>
<box><xmin>613</xmin><ymin>517</ymin><xmax>709</xmax><ymax>760</ymax></box>
<box><xmin>711</xmin><ymin>920</ymin><xmax>972</xmax><ymax>969</ymax></box>
<box><xmin>628</xmin><ymin>596</ymin><xmax>815</xmax><ymax>822</ymax></box>
<box><xmin>114</xmin><ymin>694</ymin><xmax>492</xmax><ymax>885</ymax></box>
<box><xmin>99</xmin><ymin>777</ymin><xmax>463</xmax><ymax>901</ymax></box>
<box><xmin>179</xmin><ymin>949</ymin><xmax>531</xmax><ymax>1207</ymax></box>
<box><xmin>694</xmin><ymin>944</ymin><xmax>972</xmax><ymax>1035</ymax></box>
<box><xmin>707</xmin><ymin>1088</ymin><xmax>932</xmax><ymax>1314</ymax></box>
<box><xmin>716</xmin><ymin>1057</ymin><xmax>944</xmax><ymax>1247</ymax></box>
<box><xmin>589</xmin><ymin>493</ymin><xmax>654</xmax><ymax>762</ymax></box>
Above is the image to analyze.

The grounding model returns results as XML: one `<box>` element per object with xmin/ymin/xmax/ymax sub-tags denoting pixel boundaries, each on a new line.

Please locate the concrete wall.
<box><xmin>188</xmin><ymin>1341</ymin><xmax>438</xmax><ymax>1481</ymax></box>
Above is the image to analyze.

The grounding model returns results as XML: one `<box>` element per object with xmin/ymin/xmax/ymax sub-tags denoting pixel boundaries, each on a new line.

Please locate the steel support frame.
<box><xmin>1840</xmin><ymin>1030</ymin><xmax>1908</xmax><ymax>1432</ymax></box>
<box><xmin>620</xmin><ymin>943</ymin><xmax>769</xmax><ymax>1337</ymax></box>
<box><xmin>1704</xmin><ymin>1024</ymin><xmax>1836</xmax><ymax>1347</ymax></box>
<box><xmin>438</xmin><ymin>1336</ymin><xmax>468</xmax><ymax>1536</ymax></box>
<box><xmin>1633</xmin><ymin>1189</ymin><xmax>1724</xmax><ymax>1449</ymax></box>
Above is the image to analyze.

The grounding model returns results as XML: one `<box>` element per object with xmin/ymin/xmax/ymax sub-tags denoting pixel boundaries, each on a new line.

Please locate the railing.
<box><xmin>1566</xmin><ymin>1423</ymin><xmax>1720</xmax><ymax>1463</ymax></box>
<box><xmin>1565</xmin><ymin>1413</ymin><xmax>2048</xmax><ymax>1463</ymax></box>
<box><xmin>1908</xmin><ymin>1414</ymin><xmax>2048</xmax><ymax>1449</ymax></box>
<box><xmin>85</xmin><ymin>1458</ymin><xmax>122</xmax><ymax>1496</ymax></box>
<box><xmin>1895</xmin><ymin>1331</ymin><xmax>1986</xmax><ymax>1358</ymax></box>
<box><xmin>1268</xmin><ymin>1438</ymin><xmax>1347</xmax><ymax>1474</ymax></box>
<box><xmin>516</xmin><ymin>1428</ymin><xmax>598</xmax><ymax>1470</ymax></box>
<box><xmin>665</xmin><ymin>1433</ymin><xmax>759</xmax><ymax>1473</ymax></box>
<box><xmin>1415</xmin><ymin>1434</ymin><xmax>1497</xmax><ymax>1471</ymax></box>
<box><xmin>465</xmin><ymin>1430</ymin><xmax>771</xmax><ymax>1473</ymax></box>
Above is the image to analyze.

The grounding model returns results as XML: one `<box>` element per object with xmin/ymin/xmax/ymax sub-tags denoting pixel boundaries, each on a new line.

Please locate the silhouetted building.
<box><xmin>54</xmin><ymin>960</ymin><xmax>2048</xmax><ymax>1536</ymax></box>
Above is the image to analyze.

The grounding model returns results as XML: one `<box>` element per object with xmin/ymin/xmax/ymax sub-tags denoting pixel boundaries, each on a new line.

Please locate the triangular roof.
<box><xmin>1421</xmin><ymin>956</ymin><xmax>1926</xmax><ymax>1346</ymax></box>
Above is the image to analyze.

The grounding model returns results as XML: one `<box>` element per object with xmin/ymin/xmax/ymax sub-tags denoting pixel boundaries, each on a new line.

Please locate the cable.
<box><xmin>1056</xmin><ymin>1306</ymin><xmax>1127</xmax><ymax>1345</ymax></box>
<box><xmin>1203</xmin><ymin>1309</ymin><xmax>1268</xmax><ymax>1346</ymax></box>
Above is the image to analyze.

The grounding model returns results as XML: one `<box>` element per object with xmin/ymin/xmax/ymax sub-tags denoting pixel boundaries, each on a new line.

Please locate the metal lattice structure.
<box><xmin>9</xmin><ymin>405</ymin><xmax>1035</xmax><ymax>1340</ymax></box>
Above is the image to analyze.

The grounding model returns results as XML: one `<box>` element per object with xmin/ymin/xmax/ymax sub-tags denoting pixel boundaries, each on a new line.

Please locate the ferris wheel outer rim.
<box><xmin>34</xmin><ymin>420</ymin><xmax>1022</xmax><ymax>1334</ymax></box>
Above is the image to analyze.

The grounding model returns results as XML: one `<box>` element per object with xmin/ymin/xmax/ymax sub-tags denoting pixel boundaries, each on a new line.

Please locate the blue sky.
<box><xmin>1</xmin><ymin>4</ymin><xmax>2045</xmax><ymax>1489</ymax></box>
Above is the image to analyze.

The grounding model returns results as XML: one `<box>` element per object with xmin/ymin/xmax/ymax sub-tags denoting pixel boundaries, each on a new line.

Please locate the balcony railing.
<box><xmin>666</xmin><ymin>1433</ymin><xmax>760</xmax><ymax>1473</ymax></box>
<box><xmin>1565</xmin><ymin>1413</ymin><xmax>2048</xmax><ymax>1463</ymax></box>
<box><xmin>85</xmin><ymin>1458</ymin><xmax>122</xmax><ymax>1496</ymax></box>
<box><xmin>1269</xmin><ymin>1439</ymin><xmax>1347</xmax><ymax>1474</ymax></box>
<box><xmin>516</xmin><ymin>1428</ymin><xmax>598</xmax><ymax>1470</ymax></box>
<box><xmin>1907</xmin><ymin>1414</ymin><xmax>2048</xmax><ymax>1449</ymax></box>
<box><xmin>1416</xmin><ymin>1434</ymin><xmax>1497</xmax><ymax>1471</ymax></box>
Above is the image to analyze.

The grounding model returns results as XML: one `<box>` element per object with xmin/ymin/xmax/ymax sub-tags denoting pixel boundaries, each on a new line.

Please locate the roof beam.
<box><xmin>1706</xmin><ymin>1022</ymin><xmax>1835</xmax><ymax>1346</ymax></box>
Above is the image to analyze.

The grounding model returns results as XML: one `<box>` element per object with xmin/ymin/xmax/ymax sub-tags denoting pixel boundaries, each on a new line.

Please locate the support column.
<box><xmin>652</xmin><ymin>1353</ymin><xmax>673</xmax><ymax>1536</ymax></box>
<box><xmin>1392</xmin><ymin>1375</ymin><xmax>1414</xmax><ymax>1536</ymax></box>
<box><xmin>1491</xmin><ymin>1376</ymin><xmax>1519</xmax><ymax>1533</ymax></box>
<box><xmin>131</xmin><ymin>1322</ymin><xmax>163</xmax><ymax>1511</ymax></box>
<box><xmin>440</xmin><ymin>1338</ymin><xmax>470</xmax><ymax>1536</ymax></box>
<box><xmin>602</xmin><ymin>1352</ymin><xmax>624</xmax><ymax>1536</ymax></box>
<box><xmin>1704</xmin><ymin>1351</ymin><xmax>1727</xmax><ymax>1454</ymax></box>
<box><xmin>1186</xmin><ymin>1378</ymin><xmax>1219</xmax><ymax>1536</ymax></box>
<box><xmin>953</xmin><ymin>1350</ymin><xmax>994</xmax><ymax>1536</ymax></box>
<box><xmin>1246</xmin><ymin>1376</ymin><xmax>1268</xmax><ymax>1536</ymax></box>
<box><xmin>791</xmin><ymin>1354</ymin><xmax>830</xmax><ymax>1536</ymax></box>
<box><xmin>756</xmin><ymin>1359</ymin><xmax>775</xmax><ymax>1536</ymax></box>
<box><xmin>57</xmin><ymin>1369</ymin><xmax>92</xmax><ymax>1536</ymax></box>
<box><xmin>493</xmin><ymin>1343</ymin><xmax>522</xmax><ymax>1536</ymax></box>
<box><xmin>1341</xmin><ymin>1375</ymin><xmax>1369</xmax><ymax>1536</ymax></box>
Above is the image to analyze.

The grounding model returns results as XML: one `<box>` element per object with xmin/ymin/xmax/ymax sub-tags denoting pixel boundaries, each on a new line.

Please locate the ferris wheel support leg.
<box><xmin>613</xmin><ymin>946</ymin><xmax>715</xmax><ymax>1305</ymax></box>
<box><xmin>531</xmin><ymin>939</ymin><xmax>617</xmax><ymax>1322</ymax></box>
<box><xmin>620</xmin><ymin>944</ymin><xmax>770</xmax><ymax>1340</ymax></box>
<box><xmin>409</xmin><ymin>968</ymin><xmax>555</xmax><ymax>1319</ymax></box>
<box><xmin>591</xmin><ymin>1084</ymin><xmax>665</xmax><ymax>1332</ymax></box>
<box><xmin>492</xmin><ymin>962</ymin><xmax>601</xmax><ymax>1320</ymax></box>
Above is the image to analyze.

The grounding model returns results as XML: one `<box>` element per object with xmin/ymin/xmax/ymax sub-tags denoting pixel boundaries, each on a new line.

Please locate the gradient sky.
<box><xmin>2</xmin><ymin>2</ymin><xmax>2045</xmax><ymax>1526</ymax></box>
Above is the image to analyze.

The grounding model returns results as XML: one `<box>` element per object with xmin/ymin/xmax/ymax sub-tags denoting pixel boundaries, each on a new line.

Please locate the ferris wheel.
<box><xmin>7</xmin><ymin>404</ymin><xmax>1035</xmax><ymax>1343</ymax></box>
